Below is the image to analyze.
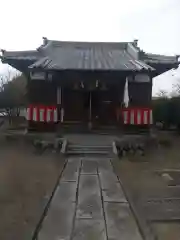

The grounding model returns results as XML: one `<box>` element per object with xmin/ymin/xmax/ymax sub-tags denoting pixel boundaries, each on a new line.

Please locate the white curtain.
<box><xmin>123</xmin><ymin>77</ymin><xmax>129</xmax><ymax>107</ymax></box>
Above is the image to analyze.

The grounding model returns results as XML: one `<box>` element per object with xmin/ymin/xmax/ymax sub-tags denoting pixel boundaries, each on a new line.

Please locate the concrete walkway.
<box><xmin>37</xmin><ymin>157</ymin><xmax>143</xmax><ymax>240</ymax></box>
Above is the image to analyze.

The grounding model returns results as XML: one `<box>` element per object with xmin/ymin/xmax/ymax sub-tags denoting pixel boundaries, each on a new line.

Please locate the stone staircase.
<box><xmin>66</xmin><ymin>143</ymin><xmax>113</xmax><ymax>155</ymax></box>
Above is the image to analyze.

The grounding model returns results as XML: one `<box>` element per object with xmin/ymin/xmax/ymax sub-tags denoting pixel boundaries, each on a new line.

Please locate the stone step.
<box><xmin>67</xmin><ymin>144</ymin><xmax>112</xmax><ymax>153</ymax></box>
<box><xmin>68</xmin><ymin>147</ymin><xmax>112</xmax><ymax>151</ymax></box>
<box><xmin>67</xmin><ymin>148</ymin><xmax>110</xmax><ymax>152</ymax></box>
<box><xmin>66</xmin><ymin>142</ymin><xmax>112</xmax><ymax>155</ymax></box>
<box><xmin>68</xmin><ymin>144</ymin><xmax>111</xmax><ymax>148</ymax></box>
<box><xmin>67</xmin><ymin>150</ymin><xmax>110</xmax><ymax>155</ymax></box>
<box><xmin>67</xmin><ymin>147</ymin><xmax>112</xmax><ymax>153</ymax></box>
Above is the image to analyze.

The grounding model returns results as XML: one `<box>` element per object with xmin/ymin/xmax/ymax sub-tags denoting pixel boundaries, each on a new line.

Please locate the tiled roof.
<box><xmin>2</xmin><ymin>39</ymin><xmax>178</xmax><ymax>72</ymax></box>
<box><xmin>144</xmin><ymin>53</ymin><xmax>179</xmax><ymax>64</ymax></box>
<box><xmin>29</xmin><ymin>40</ymin><xmax>154</xmax><ymax>71</ymax></box>
<box><xmin>0</xmin><ymin>50</ymin><xmax>41</xmax><ymax>61</ymax></box>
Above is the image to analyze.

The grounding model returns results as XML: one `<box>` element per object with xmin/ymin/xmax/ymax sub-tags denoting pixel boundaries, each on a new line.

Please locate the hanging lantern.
<box><xmin>81</xmin><ymin>81</ymin><xmax>84</xmax><ymax>88</ymax></box>
<box><xmin>47</xmin><ymin>73</ymin><xmax>53</xmax><ymax>81</ymax></box>
<box><xmin>96</xmin><ymin>80</ymin><xmax>99</xmax><ymax>88</ymax></box>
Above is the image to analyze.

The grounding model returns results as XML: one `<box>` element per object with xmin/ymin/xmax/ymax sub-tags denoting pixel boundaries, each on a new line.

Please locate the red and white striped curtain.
<box><xmin>122</xmin><ymin>108</ymin><xmax>153</xmax><ymax>125</ymax></box>
<box><xmin>26</xmin><ymin>105</ymin><xmax>58</xmax><ymax>122</ymax></box>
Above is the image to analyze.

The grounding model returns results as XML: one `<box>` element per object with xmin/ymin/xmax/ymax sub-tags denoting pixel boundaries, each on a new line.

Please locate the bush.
<box><xmin>0</xmin><ymin>73</ymin><xmax>27</xmax><ymax>124</ymax></box>
<box><xmin>152</xmin><ymin>96</ymin><xmax>180</xmax><ymax>129</ymax></box>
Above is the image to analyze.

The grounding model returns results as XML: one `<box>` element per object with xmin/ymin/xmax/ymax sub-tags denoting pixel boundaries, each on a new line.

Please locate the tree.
<box><xmin>0</xmin><ymin>71</ymin><xmax>27</xmax><ymax>124</ymax></box>
<box><xmin>171</xmin><ymin>77</ymin><xmax>180</xmax><ymax>97</ymax></box>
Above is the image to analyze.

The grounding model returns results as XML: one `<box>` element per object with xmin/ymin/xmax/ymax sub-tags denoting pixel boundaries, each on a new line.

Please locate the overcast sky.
<box><xmin>0</xmin><ymin>0</ymin><xmax>180</xmax><ymax>95</ymax></box>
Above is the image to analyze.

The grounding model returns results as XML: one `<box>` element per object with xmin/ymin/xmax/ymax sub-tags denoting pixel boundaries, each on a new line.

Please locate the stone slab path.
<box><xmin>37</xmin><ymin>157</ymin><xmax>143</xmax><ymax>240</ymax></box>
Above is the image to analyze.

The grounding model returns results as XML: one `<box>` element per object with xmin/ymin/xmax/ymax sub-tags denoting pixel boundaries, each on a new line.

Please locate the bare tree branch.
<box><xmin>156</xmin><ymin>89</ymin><xmax>168</xmax><ymax>98</ymax></box>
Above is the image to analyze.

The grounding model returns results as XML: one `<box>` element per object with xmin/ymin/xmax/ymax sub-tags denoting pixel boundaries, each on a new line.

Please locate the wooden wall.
<box><xmin>28</xmin><ymin>80</ymin><xmax>56</xmax><ymax>105</ymax></box>
<box><xmin>128</xmin><ymin>82</ymin><xmax>152</xmax><ymax>107</ymax></box>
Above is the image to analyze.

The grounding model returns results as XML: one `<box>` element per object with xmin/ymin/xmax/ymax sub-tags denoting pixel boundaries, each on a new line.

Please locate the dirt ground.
<box><xmin>0</xmin><ymin>140</ymin><xmax>65</xmax><ymax>240</ymax></box>
<box><xmin>113</xmin><ymin>131</ymin><xmax>180</xmax><ymax>240</ymax></box>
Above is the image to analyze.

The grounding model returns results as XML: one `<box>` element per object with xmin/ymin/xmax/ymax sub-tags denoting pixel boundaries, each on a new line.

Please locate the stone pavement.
<box><xmin>37</xmin><ymin>157</ymin><xmax>143</xmax><ymax>240</ymax></box>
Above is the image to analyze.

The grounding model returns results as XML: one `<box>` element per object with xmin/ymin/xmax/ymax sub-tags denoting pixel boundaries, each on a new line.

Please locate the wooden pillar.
<box><xmin>57</xmin><ymin>86</ymin><xmax>64</xmax><ymax>123</ymax></box>
<box><xmin>88</xmin><ymin>91</ymin><xmax>92</xmax><ymax>129</ymax></box>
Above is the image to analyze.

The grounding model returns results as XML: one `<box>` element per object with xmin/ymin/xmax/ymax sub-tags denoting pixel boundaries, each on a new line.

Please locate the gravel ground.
<box><xmin>0</xmin><ymin>141</ymin><xmax>65</xmax><ymax>240</ymax></box>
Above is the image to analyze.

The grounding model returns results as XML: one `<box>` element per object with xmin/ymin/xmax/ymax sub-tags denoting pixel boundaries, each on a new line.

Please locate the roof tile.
<box><xmin>29</xmin><ymin>40</ymin><xmax>154</xmax><ymax>71</ymax></box>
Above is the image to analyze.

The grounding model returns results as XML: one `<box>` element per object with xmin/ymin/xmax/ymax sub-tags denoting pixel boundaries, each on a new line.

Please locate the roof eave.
<box><xmin>28</xmin><ymin>65</ymin><xmax>155</xmax><ymax>73</ymax></box>
<box><xmin>1</xmin><ymin>57</ymin><xmax>38</xmax><ymax>73</ymax></box>
<box><xmin>149</xmin><ymin>62</ymin><xmax>179</xmax><ymax>76</ymax></box>
<box><xmin>0</xmin><ymin>49</ymin><xmax>42</xmax><ymax>72</ymax></box>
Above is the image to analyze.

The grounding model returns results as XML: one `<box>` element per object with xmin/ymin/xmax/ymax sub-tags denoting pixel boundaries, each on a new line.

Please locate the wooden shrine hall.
<box><xmin>0</xmin><ymin>38</ymin><xmax>179</xmax><ymax>132</ymax></box>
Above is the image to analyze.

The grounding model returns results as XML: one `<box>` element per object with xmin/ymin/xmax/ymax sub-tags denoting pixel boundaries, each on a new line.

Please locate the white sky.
<box><xmin>0</xmin><ymin>0</ymin><xmax>180</xmax><ymax>96</ymax></box>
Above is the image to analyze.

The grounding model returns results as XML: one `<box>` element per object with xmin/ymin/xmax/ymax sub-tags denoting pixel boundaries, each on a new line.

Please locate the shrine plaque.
<box><xmin>134</xmin><ymin>74</ymin><xmax>150</xmax><ymax>82</ymax></box>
